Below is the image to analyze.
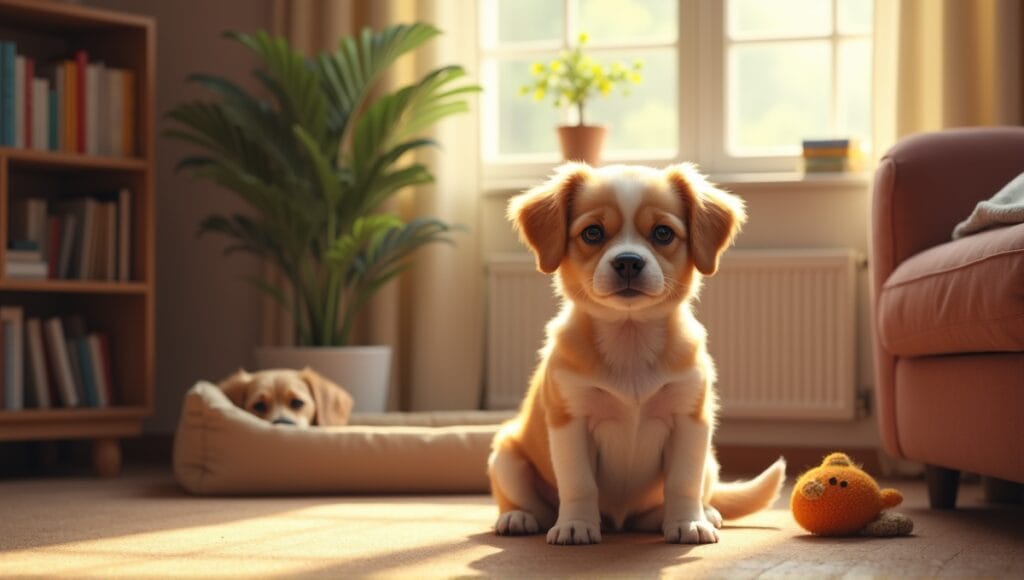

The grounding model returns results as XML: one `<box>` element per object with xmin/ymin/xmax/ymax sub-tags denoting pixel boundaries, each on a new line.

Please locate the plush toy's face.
<box><xmin>791</xmin><ymin>453</ymin><xmax>888</xmax><ymax>536</ymax></box>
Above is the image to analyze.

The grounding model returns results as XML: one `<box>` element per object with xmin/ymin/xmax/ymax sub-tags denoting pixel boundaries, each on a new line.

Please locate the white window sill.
<box><xmin>482</xmin><ymin>170</ymin><xmax>873</xmax><ymax>197</ymax></box>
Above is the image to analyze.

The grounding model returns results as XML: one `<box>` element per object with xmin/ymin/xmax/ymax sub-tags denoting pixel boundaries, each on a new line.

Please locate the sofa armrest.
<box><xmin>870</xmin><ymin>127</ymin><xmax>1024</xmax><ymax>458</ymax></box>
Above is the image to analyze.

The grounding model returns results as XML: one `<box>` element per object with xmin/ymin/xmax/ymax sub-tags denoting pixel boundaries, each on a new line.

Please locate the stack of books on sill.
<box><xmin>0</xmin><ymin>308</ymin><xmax>116</xmax><ymax>411</ymax></box>
<box><xmin>801</xmin><ymin>138</ymin><xmax>864</xmax><ymax>174</ymax></box>
<box><xmin>0</xmin><ymin>41</ymin><xmax>136</xmax><ymax>156</ymax></box>
<box><xmin>5</xmin><ymin>190</ymin><xmax>132</xmax><ymax>281</ymax></box>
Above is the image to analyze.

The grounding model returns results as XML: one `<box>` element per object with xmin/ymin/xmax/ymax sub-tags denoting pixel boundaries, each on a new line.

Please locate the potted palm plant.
<box><xmin>522</xmin><ymin>32</ymin><xmax>643</xmax><ymax>165</ymax></box>
<box><xmin>165</xmin><ymin>24</ymin><xmax>478</xmax><ymax>411</ymax></box>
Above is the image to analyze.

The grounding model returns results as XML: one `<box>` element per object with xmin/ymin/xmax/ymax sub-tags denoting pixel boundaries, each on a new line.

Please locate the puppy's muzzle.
<box><xmin>612</xmin><ymin>252</ymin><xmax>646</xmax><ymax>281</ymax></box>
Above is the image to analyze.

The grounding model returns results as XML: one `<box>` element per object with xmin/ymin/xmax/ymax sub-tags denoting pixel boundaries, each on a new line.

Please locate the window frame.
<box><xmin>479</xmin><ymin>0</ymin><xmax>873</xmax><ymax>184</ymax></box>
<box><xmin>702</xmin><ymin>0</ymin><xmax>874</xmax><ymax>173</ymax></box>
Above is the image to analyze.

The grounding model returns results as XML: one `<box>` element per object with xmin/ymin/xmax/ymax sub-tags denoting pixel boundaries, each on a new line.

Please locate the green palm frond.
<box><xmin>165</xmin><ymin>23</ymin><xmax>479</xmax><ymax>346</ymax></box>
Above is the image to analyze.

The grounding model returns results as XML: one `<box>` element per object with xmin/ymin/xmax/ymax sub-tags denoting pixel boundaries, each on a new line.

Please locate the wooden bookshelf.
<box><xmin>0</xmin><ymin>0</ymin><xmax>155</xmax><ymax>477</ymax></box>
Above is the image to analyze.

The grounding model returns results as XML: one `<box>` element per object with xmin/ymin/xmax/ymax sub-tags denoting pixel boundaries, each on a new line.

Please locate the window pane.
<box><xmin>838</xmin><ymin>0</ymin><xmax>873</xmax><ymax>35</ymax></box>
<box><xmin>728</xmin><ymin>0</ymin><xmax>831</xmax><ymax>39</ymax></box>
<box><xmin>496</xmin><ymin>0</ymin><xmax>563</xmax><ymax>44</ymax></box>
<box><xmin>838</xmin><ymin>39</ymin><xmax>871</xmax><ymax>147</ymax></box>
<box><xmin>587</xmin><ymin>50</ymin><xmax>676</xmax><ymax>152</ymax></box>
<box><xmin>729</xmin><ymin>41</ymin><xmax>831</xmax><ymax>153</ymax></box>
<box><xmin>495</xmin><ymin>58</ymin><xmax>560</xmax><ymax>156</ymax></box>
<box><xmin>578</xmin><ymin>0</ymin><xmax>676</xmax><ymax>44</ymax></box>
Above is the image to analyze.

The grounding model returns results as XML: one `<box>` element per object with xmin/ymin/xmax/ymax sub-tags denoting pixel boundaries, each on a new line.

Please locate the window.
<box><xmin>479</xmin><ymin>0</ymin><xmax>873</xmax><ymax>180</ymax></box>
<box><xmin>720</xmin><ymin>0</ymin><xmax>873</xmax><ymax>162</ymax></box>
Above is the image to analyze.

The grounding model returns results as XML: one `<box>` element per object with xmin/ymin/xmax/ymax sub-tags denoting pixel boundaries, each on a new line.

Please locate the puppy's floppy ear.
<box><xmin>218</xmin><ymin>368</ymin><xmax>253</xmax><ymax>408</ymax></box>
<box><xmin>301</xmin><ymin>367</ymin><xmax>354</xmax><ymax>426</ymax></box>
<box><xmin>666</xmin><ymin>163</ymin><xmax>747</xmax><ymax>276</ymax></box>
<box><xmin>507</xmin><ymin>162</ymin><xmax>591</xmax><ymax>273</ymax></box>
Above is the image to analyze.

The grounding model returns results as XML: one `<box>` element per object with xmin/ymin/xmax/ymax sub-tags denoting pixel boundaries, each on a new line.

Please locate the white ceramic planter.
<box><xmin>253</xmin><ymin>346</ymin><xmax>392</xmax><ymax>413</ymax></box>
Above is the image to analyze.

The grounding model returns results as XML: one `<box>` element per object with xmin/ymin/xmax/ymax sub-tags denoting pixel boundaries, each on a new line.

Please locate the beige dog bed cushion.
<box><xmin>173</xmin><ymin>382</ymin><xmax>510</xmax><ymax>495</ymax></box>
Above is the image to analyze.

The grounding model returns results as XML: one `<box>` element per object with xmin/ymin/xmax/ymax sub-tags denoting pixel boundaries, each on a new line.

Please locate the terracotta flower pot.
<box><xmin>557</xmin><ymin>124</ymin><xmax>608</xmax><ymax>166</ymax></box>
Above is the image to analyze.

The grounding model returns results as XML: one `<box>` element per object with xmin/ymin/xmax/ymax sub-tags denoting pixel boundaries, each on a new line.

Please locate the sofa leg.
<box><xmin>983</xmin><ymin>476</ymin><xmax>1023</xmax><ymax>504</ymax></box>
<box><xmin>926</xmin><ymin>465</ymin><xmax>960</xmax><ymax>509</ymax></box>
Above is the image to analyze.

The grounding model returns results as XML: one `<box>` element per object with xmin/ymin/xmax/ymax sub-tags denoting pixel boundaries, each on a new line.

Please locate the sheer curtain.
<box><xmin>266</xmin><ymin>0</ymin><xmax>483</xmax><ymax>411</ymax></box>
<box><xmin>872</xmin><ymin>0</ymin><xmax>1022</xmax><ymax>159</ymax></box>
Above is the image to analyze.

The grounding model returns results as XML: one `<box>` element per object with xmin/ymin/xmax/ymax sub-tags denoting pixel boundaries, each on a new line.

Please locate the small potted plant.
<box><xmin>165</xmin><ymin>24</ymin><xmax>478</xmax><ymax>411</ymax></box>
<box><xmin>521</xmin><ymin>32</ymin><xmax>643</xmax><ymax>165</ymax></box>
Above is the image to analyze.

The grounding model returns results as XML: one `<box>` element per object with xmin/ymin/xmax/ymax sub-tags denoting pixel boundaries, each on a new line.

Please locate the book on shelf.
<box><xmin>0</xmin><ymin>306</ymin><xmax>24</xmax><ymax>410</ymax></box>
<box><xmin>1</xmin><ymin>41</ymin><xmax>15</xmax><ymax>146</ymax></box>
<box><xmin>43</xmin><ymin>317</ymin><xmax>79</xmax><ymax>407</ymax></box>
<box><xmin>13</xmin><ymin>55</ymin><xmax>23</xmax><ymax>148</ymax></box>
<box><xmin>6</xmin><ymin>189</ymin><xmax>133</xmax><ymax>281</ymax></box>
<box><xmin>12</xmin><ymin>314</ymin><xmax>114</xmax><ymax>410</ymax></box>
<box><xmin>23</xmin><ymin>317</ymin><xmax>51</xmax><ymax>408</ymax></box>
<box><xmin>5</xmin><ymin>261</ymin><xmax>47</xmax><ymax>279</ymax></box>
<box><xmin>87</xmin><ymin>333</ymin><xmax>112</xmax><ymax>406</ymax></box>
<box><xmin>0</xmin><ymin>41</ymin><xmax>135</xmax><ymax>156</ymax></box>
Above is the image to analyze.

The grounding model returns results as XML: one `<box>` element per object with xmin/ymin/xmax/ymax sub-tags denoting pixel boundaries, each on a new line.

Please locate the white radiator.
<box><xmin>485</xmin><ymin>249</ymin><xmax>858</xmax><ymax>420</ymax></box>
<box><xmin>486</xmin><ymin>254</ymin><xmax>561</xmax><ymax>409</ymax></box>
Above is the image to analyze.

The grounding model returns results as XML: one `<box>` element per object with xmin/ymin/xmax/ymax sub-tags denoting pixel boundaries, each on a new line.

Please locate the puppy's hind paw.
<box><xmin>546</xmin><ymin>519</ymin><xmax>601</xmax><ymax>545</ymax></box>
<box><xmin>664</xmin><ymin>519</ymin><xmax>720</xmax><ymax>544</ymax></box>
<box><xmin>495</xmin><ymin>510</ymin><xmax>540</xmax><ymax>536</ymax></box>
<box><xmin>705</xmin><ymin>506</ymin><xmax>723</xmax><ymax>529</ymax></box>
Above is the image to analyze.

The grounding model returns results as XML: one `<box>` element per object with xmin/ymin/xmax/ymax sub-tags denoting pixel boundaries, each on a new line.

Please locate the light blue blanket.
<box><xmin>953</xmin><ymin>171</ymin><xmax>1024</xmax><ymax>239</ymax></box>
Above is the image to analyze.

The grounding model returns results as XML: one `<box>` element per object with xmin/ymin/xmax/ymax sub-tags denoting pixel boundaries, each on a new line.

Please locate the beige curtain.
<box><xmin>266</xmin><ymin>0</ymin><xmax>484</xmax><ymax>411</ymax></box>
<box><xmin>872</xmin><ymin>0</ymin><xmax>1022</xmax><ymax>159</ymax></box>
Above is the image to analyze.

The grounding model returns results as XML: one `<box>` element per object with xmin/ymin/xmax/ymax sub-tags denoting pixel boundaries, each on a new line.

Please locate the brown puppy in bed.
<box><xmin>218</xmin><ymin>367</ymin><xmax>354</xmax><ymax>427</ymax></box>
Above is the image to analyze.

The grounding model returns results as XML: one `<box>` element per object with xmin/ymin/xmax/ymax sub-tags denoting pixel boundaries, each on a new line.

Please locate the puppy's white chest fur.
<box><xmin>563</xmin><ymin>318</ymin><xmax>706</xmax><ymax>528</ymax></box>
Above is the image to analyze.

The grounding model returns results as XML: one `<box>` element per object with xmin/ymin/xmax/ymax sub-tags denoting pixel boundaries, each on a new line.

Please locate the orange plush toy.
<box><xmin>791</xmin><ymin>452</ymin><xmax>914</xmax><ymax>537</ymax></box>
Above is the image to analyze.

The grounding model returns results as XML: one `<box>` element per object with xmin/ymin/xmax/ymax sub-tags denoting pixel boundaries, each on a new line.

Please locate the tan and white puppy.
<box><xmin>219</xmin><ymin>367</ymin><xmax>353</xmax><ymax>427</ymax></box>
<box><xmin>489</xmin><ymin>162</ymin><xmax>786</xmax><ymax>545</ymax></box>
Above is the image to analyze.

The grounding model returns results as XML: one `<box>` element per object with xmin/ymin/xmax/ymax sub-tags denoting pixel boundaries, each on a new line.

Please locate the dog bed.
<box><xmin>173</xmin><ymin>382</ymin><xmax>510</xmax><ymax>495</ymax></box>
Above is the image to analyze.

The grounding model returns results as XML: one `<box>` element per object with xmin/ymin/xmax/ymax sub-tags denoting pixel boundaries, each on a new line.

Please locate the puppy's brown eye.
<box><xmin>252</xmin><ymin>401</ymin><xmax>268</xmax><ymax>414</ymax></box>
<box><xmin>290</xmin><ymin>399</ymin><xmax>305</xmax><ymax>410</ymax></box>
<box><xmin>652</xmin><ymin>225</ymin><xmax>674</xmax><ymax>245</ymax></box>
<box><xmin>581</xmin><ymin>225</ymin><xmax>604</xmax><ymax>245</ymax></box>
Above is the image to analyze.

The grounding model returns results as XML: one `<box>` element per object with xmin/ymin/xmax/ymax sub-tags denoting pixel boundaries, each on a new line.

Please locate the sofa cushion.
<box><xmin>878</xmin><ymin>223</ymin><xmax>1024</xmax><ymax>357</ymax></box>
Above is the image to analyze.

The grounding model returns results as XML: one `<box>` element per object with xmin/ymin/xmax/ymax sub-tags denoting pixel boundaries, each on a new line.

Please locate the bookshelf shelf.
<box><xmin>0</xmin><ymin>147</ymin><xmax>148</xmax><ymax>172</ymax></box>
<box><xmin>0</xmin><ymin>279</ymin><xmax>148</xmax><ymax>294</ymax></box>
<box><xmin>0</xmin><ymin>0</ymin><xmax>155</xmax><ymax>478</ymax></box>
<box><xmin>0</xmin><ymin>405</ymin><xmax>148</xmax><ymax>423</ymax></box>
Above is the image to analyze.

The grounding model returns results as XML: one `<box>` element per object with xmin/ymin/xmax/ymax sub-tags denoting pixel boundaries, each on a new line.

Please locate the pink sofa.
<box><xmin>871</xmin><ymin>127</ymin><xmax>1024</xmax><ymax>508</ymax></box>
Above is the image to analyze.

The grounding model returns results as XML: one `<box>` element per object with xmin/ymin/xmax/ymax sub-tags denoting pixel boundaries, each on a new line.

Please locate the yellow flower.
<box><xmin>599</xmin><ymin>80</ymin><xmax>612</xmax><ymax>95</ymax></box>
<box><xmin>578</xmin><ymin>32</ymin><xmax>590</xmax><ymax>44</ymax></box>
<box><xmin>533</xmin><ymin>87</ymin><xmax>546</xmax><ymax>101</ymax></box>
<box><xmin>530</xmin><ymin>62</ymin><xmax>545</xmax><ymax>75</ymax></box>
<box><xmin>550</xmin><ymin>60</ymin><xmax>563</xmax><ymax>73</ymax></box>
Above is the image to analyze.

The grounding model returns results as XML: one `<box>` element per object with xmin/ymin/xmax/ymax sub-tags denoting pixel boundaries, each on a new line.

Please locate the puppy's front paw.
<box><xmin>663</xmin><ymin>519</ymin><xmax>720</xmax><ymax>544</ymax></box>
<box><xmin>495</xmin><ymin>510</ymin><xmax>540</xmax><ymax>536</ymax></box>
<box><xmin>546</xmin><ymin>519</ymin><xmax>601</xmax><ymax>545</ymax></box>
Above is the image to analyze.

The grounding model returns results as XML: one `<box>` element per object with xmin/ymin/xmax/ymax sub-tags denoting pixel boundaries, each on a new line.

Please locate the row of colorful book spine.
<box><xmin>0</xmin><ymin>307</ymin><xmax>115</xmax><ymax>411</ymax></box>
<box><xmin>0</xmin><ymin>41</ymin><xmax>136</xmax><ymax>157</ymax></box>
<box><xmin>6</xmin><ymin>189</ymin><xmax>132</xmax><ymax>281</ymax></box>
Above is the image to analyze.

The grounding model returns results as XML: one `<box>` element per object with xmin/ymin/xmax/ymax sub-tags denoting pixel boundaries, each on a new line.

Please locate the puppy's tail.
<box><xmin>709</xmin><ymin>457</ymin><xmax>787</xmax><ymax>520</ymax></box>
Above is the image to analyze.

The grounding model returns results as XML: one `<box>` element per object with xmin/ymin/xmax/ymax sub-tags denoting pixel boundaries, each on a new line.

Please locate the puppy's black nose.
<box><xmin>612</xmin><ymin>253</ymin><xmax>645</xmax><ymax>280</ymax></box>
<box><xmin>271</xmin><ymin>417</ymin><xmax>296</xmax><ymax>426</ymax></box>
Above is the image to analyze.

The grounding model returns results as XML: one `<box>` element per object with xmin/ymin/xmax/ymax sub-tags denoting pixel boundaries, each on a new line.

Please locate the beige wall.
<box><xmin>84</xmin><ymin>0</ymin><xmax>274</xmax><ymax>433</ymax></box>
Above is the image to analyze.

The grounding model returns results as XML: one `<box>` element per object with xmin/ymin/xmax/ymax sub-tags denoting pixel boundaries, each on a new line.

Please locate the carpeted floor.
<box><xmin>1</xmin><ymin>468</ymin><xmax>1022</xmax><ymax>578</ymax></box>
